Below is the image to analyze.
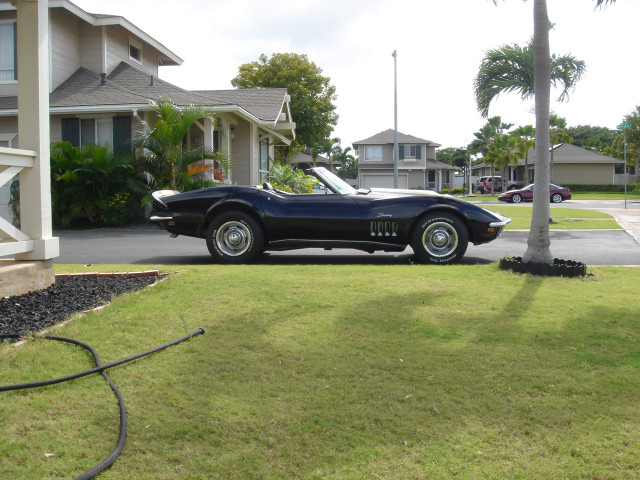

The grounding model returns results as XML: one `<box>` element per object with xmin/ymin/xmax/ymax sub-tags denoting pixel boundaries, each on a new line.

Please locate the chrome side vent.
<box><xmin>371</xmin><ymin>221</ymin><xmax>398</xmax><ymax>237</ymax></box>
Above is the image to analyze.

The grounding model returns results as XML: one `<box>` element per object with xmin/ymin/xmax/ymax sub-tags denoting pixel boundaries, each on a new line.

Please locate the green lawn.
<box><xmin>486</xmin><ymin>205</ymin><xmax>621</xmax><ymax>230</ymax></box>
<box><xmin>2</xmin><ymin>264</ymin><xmax>640</xmax><ymax>479</ymax></box>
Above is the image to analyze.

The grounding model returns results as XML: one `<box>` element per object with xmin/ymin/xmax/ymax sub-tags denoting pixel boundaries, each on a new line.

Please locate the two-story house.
<box><xmin>353</xmin><ymin>129</ymin><xmax>454</xmax><ymax>191</ymax></box>
<box><xmin>0</xmin><ymin>0</ymin><xmax>296</xmax><ymax>221</ymax></box>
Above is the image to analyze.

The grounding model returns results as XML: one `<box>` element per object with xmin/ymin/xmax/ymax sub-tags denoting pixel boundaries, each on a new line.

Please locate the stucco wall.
<box><xmin>553</xmin><ymin>163</ymin><xmax>614</xmax><ymax>185</ymax></box>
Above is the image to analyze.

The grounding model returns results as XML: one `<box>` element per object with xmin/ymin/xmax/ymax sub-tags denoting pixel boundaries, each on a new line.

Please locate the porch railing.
<box><xmin>0</xmin><ymin>146</ymin><xmax>36</xmax><ymax>257</ymax></box>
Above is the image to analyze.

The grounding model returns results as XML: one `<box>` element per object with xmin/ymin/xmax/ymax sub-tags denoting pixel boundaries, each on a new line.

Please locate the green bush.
<box><xmin>50</xmin><ymin>141</ymin><xmax>147</xmax><ymax>227</ymax></box>
<box><xmin>564</xmin><ymin>184</ymin><xmax>637</xmax><ymax>192</ymax></box>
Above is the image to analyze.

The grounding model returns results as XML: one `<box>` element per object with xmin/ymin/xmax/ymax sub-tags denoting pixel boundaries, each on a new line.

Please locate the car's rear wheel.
<box><xmin>551</xmin><ymin>193</ymin><xmax>563</xmax><ymax>203</ymax></box>
<box><xmin>206</xmin><ymin>211</ymin><xmax>264</xmax><ymax>264</ymax></box>
<box><xmin>410</xmin><ymin>213</ymin><xmax>468</xmax><ymax>264</ymax></box>
<box><xmin>511</xmin><ymin>194</ymin><xmax>522</xmax><ymax>204</ymax></box>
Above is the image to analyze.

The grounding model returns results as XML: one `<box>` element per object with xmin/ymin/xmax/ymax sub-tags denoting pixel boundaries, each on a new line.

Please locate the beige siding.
<box><xmin>231</xmin><ymin>120</ymin><xmax>251</xmax><ymax>185</ymax></box>
<box><xmin>553</xmin><ymin>164</ymin><xmax>614</xmax><ymax>185</ymax></box>
<box><xmin>106</xmin><ymin>27</ymin><xmax>158</xmax><ymax>76</ymax></box>
<box><xmin>79</xmin><ymin>23</ymin><xmax>102</xmax><ymax>74</ymax></box>
<box><xmin>50</xmin><ymin>11</ymin><xmax>82</xmax><ymax>90</ymax></box>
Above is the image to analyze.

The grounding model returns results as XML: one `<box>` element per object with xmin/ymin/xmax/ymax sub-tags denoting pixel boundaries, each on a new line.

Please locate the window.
<box><xmin>364</xmin><ymin>145</ymin><xmax>382</xmax><ymax>161</ymax></box>
<box><xmin>129</xmin><ymin>38</ymin><xmax>142</xmax><ymax>63</ymax></box>
<box><xmin>400</xmin><ymin>145</ymin><xmax>421</xmax><ymax>161</ymax></box>
<box><xmin>259</xmin><ymin>139</ymin><xmax>269</xmax><ymax>181</ymax></box>
<box><xmin>0</xmin><ymin>21</ymin><xmax>17</xmax><ymax>81</ymax></box>
<box><xmin>62</xmin><ymin>116</ymin><xmax>130</xmax><ymax>154</ymax></box>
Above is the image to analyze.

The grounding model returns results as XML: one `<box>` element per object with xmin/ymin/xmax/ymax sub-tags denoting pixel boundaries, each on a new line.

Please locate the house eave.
<box><xmin>47</xmin><ymin>0</ymin><xmax>183</xmax><ymax>66</ymax></box>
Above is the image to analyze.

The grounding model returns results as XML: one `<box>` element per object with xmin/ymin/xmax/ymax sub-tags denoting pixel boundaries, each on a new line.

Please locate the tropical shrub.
<box><xmin>50</xmin><ymin>141</ymin><xmax>146</xmax><ymax>227</ymax></box>
<box><xmin>133</xmin><ymin>97</ymin><xmax>231</xmax><ymax>192</ymax></box>
<box><xmin>268</xmin><ymin>161</ymin><xmax>318</xmax><ymax>193</ymax></box>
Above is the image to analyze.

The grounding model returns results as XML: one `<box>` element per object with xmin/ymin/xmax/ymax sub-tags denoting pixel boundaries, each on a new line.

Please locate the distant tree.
<box><xmin>484</xmin><ymin>134</ymin><xmax>519</xmax><ymax>192</ymax></box>
<box><xmin>469</xmin><ymin>117</ymin><xmax>514</xmax><ymax>158</ymax></box>
<box><xmin>512</xmin><ymin>125</ymin><xmax>535</xmax><ymax>184</ymax></box>
<box><xmin>549</xmin><ymin>115</ymin><xmax>571</xmax><ymax>183</ymax></box>
<box><xmin>436</xmin><ymin>147</ymin><xmax>467</xmax><ymax>168</ymax></box>
<box><xmin>566</xmin><ymin>125</ymin><xmax>617</xmax><ymax>153</ymax></box>
<box><xmin>333</xmin><ymin>145</ymin><xmax>357</xmax><ymax>179</ymax></box>
<box><xmin>231</xmin><ymin>53</ymin><xmax>338</xmax><ymax>157</ymax></box>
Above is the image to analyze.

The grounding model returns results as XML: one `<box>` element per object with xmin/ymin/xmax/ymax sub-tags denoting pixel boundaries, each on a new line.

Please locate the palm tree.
<box><xmin>333</xmin><ymin>145</ymin><xmax>357</xmax><ymax>179</ymax></box>
<box><xmin>133</xmin><ymin>97</ymin><xmax>230</xmax><ymax>190</ymax></box>
<box><xmin>512</xmin><ymin>125</ymin><xmax>535</xmax><ymax>185</ymax></box>
<box><xmin>484</xmin><ymin>134</ymin><xmax>520</xmax><ymax>186</ymax></box>
<box><xmin>474</xmin><ymin>39</ymin><xmax>586</xmax><ymax>119</ymax></box>
<box><xmin>487</xmin><ymin>0</ymin><xmax>613</xmax><ymax>264</ymax></box>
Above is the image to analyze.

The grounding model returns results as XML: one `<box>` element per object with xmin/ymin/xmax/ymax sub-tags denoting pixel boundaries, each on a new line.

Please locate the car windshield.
<box><xmin>311</xmin><ymin>167</ymin><xmax>357</xmax><ymax>195</ymax></box>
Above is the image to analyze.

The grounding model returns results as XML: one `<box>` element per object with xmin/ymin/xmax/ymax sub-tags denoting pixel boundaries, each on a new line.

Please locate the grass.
<box><xmin>484</xmin><ymin>205</ymin><xmax>621</xmax><ymax>230</ymax></box>
<box><xmin>2</xmin><ymin>264</ymin><xmax>640</xmax><ymax>479</ymax></box>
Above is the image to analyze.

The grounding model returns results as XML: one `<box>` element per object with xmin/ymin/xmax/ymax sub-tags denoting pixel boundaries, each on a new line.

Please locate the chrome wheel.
<box><xmin>421</xmin><ymin>221</ymin><xmax>459</xmax><ymax>258</ymax></box>
<box><xmin>511</xmin><ymin>194</ymin><xmax>522</xmax><ymax>204</ymax></box>
<box><xmin>551</xmin><ymin>193</ymin><xmax>562</xmax><ymax>203</ymax></box>
<box><xmin>215</xmin><ymin>221</ymin><xmax>252</xmax><ymax>257</ymax></box>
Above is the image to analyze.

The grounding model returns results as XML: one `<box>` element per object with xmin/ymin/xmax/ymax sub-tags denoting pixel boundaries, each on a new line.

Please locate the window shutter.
<box><xmin>416</xmin><ymin>145</ymin><xmax>421</xmax><ymax>160</ymax></box>
<box><xmin>399</xmin><ymin>145</ymin><xmax>405</xmax><ymax>160</ymax></box>
<box><xmin>113</xmin><ymin>116</ymin><xmax>132</xmax><ymax>155</ymax></box>
<box><xmin>61</xmin><ymin>118</ymin><xmax>80</xmax><ymax>146</ymax></box>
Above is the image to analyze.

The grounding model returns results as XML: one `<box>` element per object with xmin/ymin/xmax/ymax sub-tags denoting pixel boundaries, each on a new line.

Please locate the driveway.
<box><xmin>53</xmin><ymin>229</ymin><xmax>640</xmax><ymax>266</ymax></box>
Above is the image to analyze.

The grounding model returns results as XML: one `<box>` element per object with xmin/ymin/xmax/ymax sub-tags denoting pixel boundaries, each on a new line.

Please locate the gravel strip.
<box><xmin>0</xmin><ymin>275</ymin><xmax>160</xmax><ymax>339</ymax></box>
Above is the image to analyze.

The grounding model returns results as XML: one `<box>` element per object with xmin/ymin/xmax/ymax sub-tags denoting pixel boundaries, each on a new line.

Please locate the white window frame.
<box><xmin>129</xmin><ymin>37</ymin><xmax>142</xmax><ymax>65</ymax></box>
<box><xmin>0</xmin><ymin>20</ymin><xmax>17</xmax><ymax>84</ymax></box>
<box><xmin>78</xmin><ymin>115</ymin><xmax>114</xmax><ymax>149</ymax></box>
<box><xmin>364</xmin><ymin>145</ymin><xmax>382</xmax><ymax>162</ymax></box>
<box><xmin>403</xmin><ymin>145</ymin><xmax>417</xmax><ymax>160</ymax></box>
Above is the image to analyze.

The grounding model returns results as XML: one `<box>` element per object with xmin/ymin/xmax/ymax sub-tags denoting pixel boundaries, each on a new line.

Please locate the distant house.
<box><xmin>289</xmin><ymin>149</ymin><xmax>333</xmax><ymax>171</ymax></box>
<box><xmin>473</xmin><ymin>143</ymin><xmax>624</xmax><ymax>186</ymax></box>
<box><xmin>0</xmin><ymin>0</ymin><xmax>296</xmax><ymax>221</ymax></box>
<box><xmin>352</xmin><ymin>129</ymin><xmax>454</xmax><ymax>191</ymax></box>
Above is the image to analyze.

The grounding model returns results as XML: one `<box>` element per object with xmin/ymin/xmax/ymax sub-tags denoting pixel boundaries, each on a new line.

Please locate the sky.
<box><xmin>74</xmin><ymin>0</ymin><xmax>639</xmax><ymax>151</ymax></box>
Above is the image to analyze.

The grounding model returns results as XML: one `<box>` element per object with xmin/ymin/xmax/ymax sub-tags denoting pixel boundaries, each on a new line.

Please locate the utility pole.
<box><xmin>392</xmin><ymin>50</ymin><xmax>398</xmax><ymax>189</ymax></box>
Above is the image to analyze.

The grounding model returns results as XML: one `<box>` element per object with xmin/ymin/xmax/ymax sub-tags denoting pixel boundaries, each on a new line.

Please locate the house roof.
<box><xmin>289</xmin><ymin>150</ymin><xmax>331</xmax><ymax>167</ymax></box>
<box><xmin>471</xmin><ymin>143</ymin><xmax>624</xmax><ymax>171</ymax></box>
<box><xmin>353</xmin><ymin>129</ymin><xmax>441</xmax><ymax>148</ymax></box>
<box><xmin>0</xmin><ymin>62</ymin><xmax>295</xmax><ymax>141</ymax></box>
<box><xmin>527</xmin><ymin>143</ymin><xmax>624</xmax><ymax>164</ymax></box>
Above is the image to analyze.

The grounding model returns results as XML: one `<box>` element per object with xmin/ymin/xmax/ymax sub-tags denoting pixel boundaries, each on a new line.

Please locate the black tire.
<box><xmin>511</xmin><ymin>194</ymin><xmax>522</xmax><ymax>204</ymax></box>
<box><xmin>551</xmin><ymin>193</ymin><xmax>563</xmax><ymax>203</ymax></box>
<box><xmin>205</xmin><ymin>211</ymin><xmax>264</xmax><ymax>264</ymax></box>
<box><xmin>410</xmin><ymin>213</ymin><xmax>469</xmax><ymax>264</ymax></box>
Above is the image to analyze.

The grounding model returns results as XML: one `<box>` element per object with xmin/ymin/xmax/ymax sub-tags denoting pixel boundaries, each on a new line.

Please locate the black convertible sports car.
<box><xmin>151</xmin><ymin>167</ymin><xmax>510</xmax><ymax>264</ymax></box>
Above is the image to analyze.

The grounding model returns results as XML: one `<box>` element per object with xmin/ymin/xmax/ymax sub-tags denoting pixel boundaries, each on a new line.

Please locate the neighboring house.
<box><xmin>473</xmin><ymin>143</ymin><xmax>624</xmax><ymax>186</ymax></box>
<box><xmin>289</xmin><ymin>149</ymin><xmax>333</xmax><ymax>171</ymax></box>
<box><xmin>0</xmin><ymin>0</ymin><xmax>296</xmax><ymax>221</ymax></box>
<box><xmin>352</xmin><ymin>129</ymin><xmax>454</xmax><ymax>191</ymax></box>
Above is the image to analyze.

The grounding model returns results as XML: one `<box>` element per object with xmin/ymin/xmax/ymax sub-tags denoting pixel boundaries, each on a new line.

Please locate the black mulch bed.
<box><xmin>0</xmin><ymin>275</ymin><xmax>160</xmax><ymax>339</ymax></box>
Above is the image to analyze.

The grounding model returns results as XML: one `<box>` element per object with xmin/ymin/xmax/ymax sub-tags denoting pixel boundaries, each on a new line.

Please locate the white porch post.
<box><xmin>202</xmin><ymin>117</ymin><xmax>215</xmax><ymax>181</ymax></box>
<box><xmin>15</xmin><ymin>0</ymin><xmax>59</xmax><ymax>260</ymax></box>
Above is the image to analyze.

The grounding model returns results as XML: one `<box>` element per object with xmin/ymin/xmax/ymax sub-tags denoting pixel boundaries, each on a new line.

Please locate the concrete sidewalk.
<box><xmin>597</xmin><ymin>208</ymin><xmax>640</xmax><ymax>244</ymax></box>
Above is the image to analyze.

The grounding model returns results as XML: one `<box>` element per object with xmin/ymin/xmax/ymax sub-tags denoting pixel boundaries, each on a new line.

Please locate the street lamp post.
<box><xmin>392</xmin><ymin>50</ymin><xmax>398</xmax><ymax>189</ymax></box>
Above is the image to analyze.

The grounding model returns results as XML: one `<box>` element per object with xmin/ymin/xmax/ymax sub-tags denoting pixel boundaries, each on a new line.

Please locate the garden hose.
<box><xmin>0</xmin><ymin>328</ymin><xmax>205</xmax><ymax>480</ymax></box>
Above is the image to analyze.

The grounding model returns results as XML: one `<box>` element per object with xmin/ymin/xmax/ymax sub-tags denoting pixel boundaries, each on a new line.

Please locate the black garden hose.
<box><xmin>0</xmin><ymin>328</ymin><xmax>205</xmax><ymax>480</ymax></box>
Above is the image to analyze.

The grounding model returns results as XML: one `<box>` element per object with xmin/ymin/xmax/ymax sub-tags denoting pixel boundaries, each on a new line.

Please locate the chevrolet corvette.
<box><xmin>151</xmin><ymin>167</ymin><xmax>510</xmax><ymax>264</ymax></box>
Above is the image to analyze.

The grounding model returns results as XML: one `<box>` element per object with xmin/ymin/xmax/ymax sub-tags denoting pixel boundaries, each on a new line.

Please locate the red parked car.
<box><xmin>498</xmin><ymin>183</ymin><xmax>571</xmax><ymax>204</ymax></box>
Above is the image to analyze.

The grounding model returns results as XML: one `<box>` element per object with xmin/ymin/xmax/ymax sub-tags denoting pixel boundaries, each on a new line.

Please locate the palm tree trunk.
<box><xmin>523</xmin><ymin>0</ymin><xmax>553</xmax><ymax>264</ymax></box>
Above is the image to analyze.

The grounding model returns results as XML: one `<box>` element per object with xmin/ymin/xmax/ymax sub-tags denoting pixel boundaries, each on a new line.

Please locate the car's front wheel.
<box><xmin>551</xmin><ymin>193</ymin><xmax>563</xmax><ymax>203</ymax></box>
<box><xmin>410</xmin><ymin>213</ymin><xmax>468</xmax><ymax>264</ymax></box>
<box><xmin>511</xmin><ymin>194</ymin><xmax>522</xmax><ymax>204</ymax></box>
<box><xmin>206</xmin><ymin>211</ymin><xmax>264</xmax><ymax>264</ymax></box>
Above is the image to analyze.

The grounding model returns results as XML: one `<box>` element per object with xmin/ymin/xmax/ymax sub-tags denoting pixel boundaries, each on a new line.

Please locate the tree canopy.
<box><xmin>231</xmin><ymin>53</ymin><xmax>338</xmax><ymax>156</ymax></box>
